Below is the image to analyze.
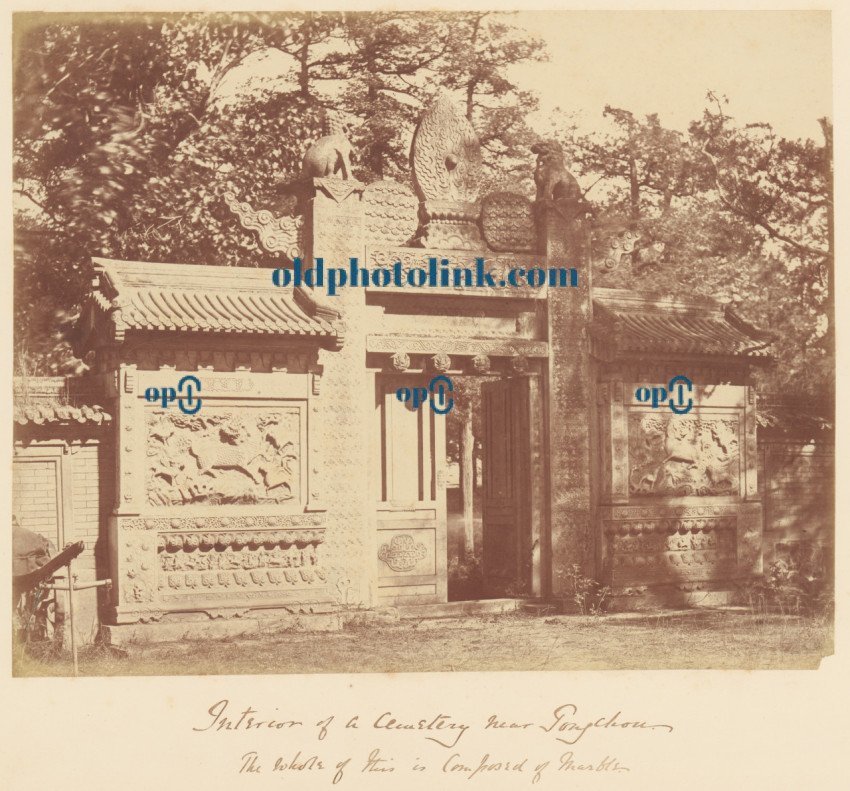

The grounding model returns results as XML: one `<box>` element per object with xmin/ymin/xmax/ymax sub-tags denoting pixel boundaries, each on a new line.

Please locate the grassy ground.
<box><xmin>13</xmin><ymin>608</ymin><xmax>833</xmax><ymax>677</ymax></box>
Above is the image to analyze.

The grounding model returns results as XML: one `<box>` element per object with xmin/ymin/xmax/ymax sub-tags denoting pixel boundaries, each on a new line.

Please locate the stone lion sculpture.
<box><xmin>531</xmin><ymin>140</ymin><xmax>589</xmax><ymax>215</ymax></box>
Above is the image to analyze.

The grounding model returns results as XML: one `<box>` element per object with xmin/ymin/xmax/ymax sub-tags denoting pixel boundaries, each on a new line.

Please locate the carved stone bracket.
<box><xmin>390</xmin><ymin>352</ymin><xmax>411</xmax><ymax>372</ymax></box>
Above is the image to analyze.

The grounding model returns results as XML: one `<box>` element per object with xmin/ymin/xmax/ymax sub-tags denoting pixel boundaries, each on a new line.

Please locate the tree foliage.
<box><xmin>14</xmin><ymin>11</ymin><xmax>544</xmax><ymax>373</ymax></box>
<box><xmin>560</xmin><ymin>95</ymin><xmax>833</xmax><ymax>397</ymax></box>
<box><xmin>13</xmin><ymin>15</ymin><xmax>832</xmax><ymax>398</ymax></box>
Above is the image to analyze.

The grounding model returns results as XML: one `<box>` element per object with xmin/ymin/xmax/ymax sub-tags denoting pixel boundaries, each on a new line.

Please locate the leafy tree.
<box><xmin>439</xmin><ymin>12</ymin><xmax>547</xmax><ymax>188</ymax></box>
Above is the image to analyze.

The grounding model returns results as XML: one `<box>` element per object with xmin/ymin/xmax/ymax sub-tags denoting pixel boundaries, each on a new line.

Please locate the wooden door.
<box><xmin>481</xmin><ymin>376</ymin><xmax>535</xmax><ymax>596</ymax></box>
<box><xmin>375</xmin><ymin>376</ymin><xmax>447</xmax><ymax>604</ymax></box>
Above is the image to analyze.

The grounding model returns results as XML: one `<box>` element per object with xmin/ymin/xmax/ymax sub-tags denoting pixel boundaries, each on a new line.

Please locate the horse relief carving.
<box><xmin>146</xmin><ymin>409</ymin><xmax>301</xmax><ymax>506</ymax></box>
<box><xmin>628</xmin><ymin>414</ymin><xmax>740</xmax><ymax>497</ymax></box>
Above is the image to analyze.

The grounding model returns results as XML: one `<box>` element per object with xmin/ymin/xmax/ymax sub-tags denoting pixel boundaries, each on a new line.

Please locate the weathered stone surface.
<box><xmin>411</xmin><ymin>94</ymin><xmax>481</xmax><ymax>203</ymax></box>
<box><xmin>481</xmin><ymin>191</ymin><xmax>536</xmax><ymax>252</ymax></box>
<box><xmin>363</xmin><ymin>180</ymin><xmax>418</xmax><ymax>246</ymax></box>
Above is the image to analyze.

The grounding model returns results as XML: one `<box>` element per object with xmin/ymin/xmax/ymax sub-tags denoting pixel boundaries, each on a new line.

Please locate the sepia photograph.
<box><xmin>10</xmin><ymin>7</ymin><xmax>835</xmax><ymax>683</ymax></box>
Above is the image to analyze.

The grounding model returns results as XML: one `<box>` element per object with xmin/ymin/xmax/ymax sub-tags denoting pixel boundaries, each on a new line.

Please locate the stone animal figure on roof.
<box><xmin>299</xmin><ymin>113</ymin><xmax>354</xmax><ymax>181</ymax></box>
<box><xmin>531</xmin><ymin>140</ymin><xmax>590</xmax><ymax>215</ymax></box>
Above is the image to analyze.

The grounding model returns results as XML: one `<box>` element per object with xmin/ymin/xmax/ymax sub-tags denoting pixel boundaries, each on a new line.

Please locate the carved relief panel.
<box><xmin>146</xmin><ymin>407</ymin><xmax>302</xmax><ymax>507</ymax></box>
<box><xmin>627</xmin><ymin>413</ymin><xmax>741</xmax><ymax>498</ymax></box>
<box><xmin>596</xmin><ymin>383</ymin><xmax>763</xmax><ymax>590</ymax></box>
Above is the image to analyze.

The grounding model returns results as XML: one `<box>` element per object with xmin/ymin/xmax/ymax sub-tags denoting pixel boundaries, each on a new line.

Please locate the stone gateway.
<box><xmin>15</xmin><ymin>96</ymin><xmax>821</xmax><ymax>643</ymax></box>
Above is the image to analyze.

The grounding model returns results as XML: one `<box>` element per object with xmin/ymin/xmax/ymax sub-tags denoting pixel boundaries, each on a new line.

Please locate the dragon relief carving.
<box><xmin>628</xmin><ymin>414</ymin><xmax>740</xmax><ymax>497</ymax></box>
<box><xmin>146</xmin><ymin>409</ymin><xmax>301</xmax><ymax>506</ymax></box>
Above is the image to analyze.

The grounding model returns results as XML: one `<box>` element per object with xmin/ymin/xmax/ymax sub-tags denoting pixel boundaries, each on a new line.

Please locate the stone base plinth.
<box><xmin>102</xmin><ymin>611</ymin><xmax>344</xmax><ymax>646</ymax></box>
<box><xmin>603</xmin><ymin>587</ymin><xmax>739</xmax><ymax>613</ymax></box>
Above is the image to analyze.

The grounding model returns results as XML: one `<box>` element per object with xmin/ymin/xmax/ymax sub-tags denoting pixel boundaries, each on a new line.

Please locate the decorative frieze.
<box><xmin>367</xmin><ymin>334</ymin><xmax>548</xmax><ymax>358</ymax></box>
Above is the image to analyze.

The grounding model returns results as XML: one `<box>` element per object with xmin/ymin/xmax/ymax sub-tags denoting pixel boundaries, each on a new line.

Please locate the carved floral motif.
<box><xmin>363</xmin><ymin>180</ymin><xmax>419</xmax><ymax>246</ymax></box>
<box><xmin>480</xmin><ymin>192</ymin><xmax>536</xmax><ymax>252</ymax></box>
<box><xmin>378</xmin><ymin>534</ymin><xmax>428</xmax><ymax>572</ymax></box>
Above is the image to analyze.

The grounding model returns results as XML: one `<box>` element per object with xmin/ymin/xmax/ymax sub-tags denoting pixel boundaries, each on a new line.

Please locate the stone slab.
<box><xmin>395</xmin><ymin>598</ymin><xmax>526</xmax><ymax>620</ymax></box>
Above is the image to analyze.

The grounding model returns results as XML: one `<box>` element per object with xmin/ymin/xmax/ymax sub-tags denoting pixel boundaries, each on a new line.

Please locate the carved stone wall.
<box><xmin>113</xmin><ymin>514</ymin><xmax>327</xmax><ymax>622</ymax></box>
<box><xmin>597</xmin><ymin>381</ymin><xmax>763</xmax><ymax>596</ymax></box>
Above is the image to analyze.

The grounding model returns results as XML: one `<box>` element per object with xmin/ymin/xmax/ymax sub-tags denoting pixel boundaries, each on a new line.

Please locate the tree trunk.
<box><xmin>628</xmin><ymin>155</ymin><xmax>640</xmax><ymax>220</ymax></box>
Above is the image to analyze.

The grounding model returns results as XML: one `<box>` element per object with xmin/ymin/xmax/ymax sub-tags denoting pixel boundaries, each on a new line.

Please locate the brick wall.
<box><xmin>13</xmin><ymin>437</ymin><xmax>113</xmax><ymax>644</ymax></box>
<box><xmin>13</xmin><ymin>459</ymin><xmax>61</xmax><ymax>548</ymax></box>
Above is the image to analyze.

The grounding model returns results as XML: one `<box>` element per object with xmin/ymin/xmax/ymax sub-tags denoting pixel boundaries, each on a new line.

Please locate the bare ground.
<box><xmin>12</xmin><ymin>609</ymin><xmax>833</xmax><ymax>677</ymax></box>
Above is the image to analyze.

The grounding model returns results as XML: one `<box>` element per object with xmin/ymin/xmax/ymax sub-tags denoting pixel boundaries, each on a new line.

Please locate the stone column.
<box><xmin>301</xmin><ymin>178</ymin><xmax>374</xmax><ymax>608</ymax></box>
<box><xmin>538</xmin><ymin>203</ymin><xmax>596</xmax><ymax>596</ymax></box>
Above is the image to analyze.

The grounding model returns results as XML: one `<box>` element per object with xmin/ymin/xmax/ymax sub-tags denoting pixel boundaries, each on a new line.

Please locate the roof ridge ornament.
<box><xmin>224</xmin><ymin>191</ymin><xmax>303</xmax><ymax>261</ymax></box>
<box><xmin>411</xmin><ymin>93</ymin><xmax>482</xmax><ymax>203</ymax></box>
<box><xmin>410</xmin><ymin>94</ymin><xmax>484</xmax><ymax>249</ymax></box>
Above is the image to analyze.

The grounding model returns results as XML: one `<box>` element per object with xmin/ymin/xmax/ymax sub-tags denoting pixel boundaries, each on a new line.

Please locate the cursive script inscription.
<box><xmin>373</xmin><ymin>711</ymin><xmax>469</xmax><ymax>748</ymax></box>
<box><xmin>540</xmin><ymin>703</ymin><xmax>673</xmax><ymax>745</ymax></box>
<box><xmin>194</xmin><ymin>699</ymin><xmax>303</xmax><ymax>732</ymax></box>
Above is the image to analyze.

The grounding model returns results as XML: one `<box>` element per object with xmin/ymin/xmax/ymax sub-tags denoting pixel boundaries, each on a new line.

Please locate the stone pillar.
<box><xmin>301</xmin><ymin>178</ymin><xmax>374</xmax><ymax>607</ymax></box>
<box><xmin>539</xmin><ymin>204</ymin><xmax>596</xmax><ymax>595</ymax></box>
<box><xmin>460</xmin><ymin>406</ymin><xmax>475</xmax><ymax>554</ymax></box>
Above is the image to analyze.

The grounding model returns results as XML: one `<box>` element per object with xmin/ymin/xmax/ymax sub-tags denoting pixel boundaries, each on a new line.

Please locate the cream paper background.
<box><xmin>1</xmin><ymin>2</ymin><xmax>847</xmax><ymax>788</ymax></box>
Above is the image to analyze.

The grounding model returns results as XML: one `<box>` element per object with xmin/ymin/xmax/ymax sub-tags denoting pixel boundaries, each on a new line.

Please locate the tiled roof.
<box><xmin>77</xmin><ymin>259</ymin><xmax>340</xmax><ymax>348</ymax></box>
<box><xmin>14</xmin><ymin>403</ymin><xmax>112</xmax><ymax>426</ymax></box>
<box><xmin>592</xmin><ymin>288</ymin><xmax>773</xmax><ymax>360</ymax></box>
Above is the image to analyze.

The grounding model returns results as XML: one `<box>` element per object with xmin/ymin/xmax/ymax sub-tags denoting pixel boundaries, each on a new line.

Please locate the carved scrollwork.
<box><xmin>224</xmin><ymin>191</ymin><xmax>302</xmax><ymax>260</ymax></box>
<box><xmin>378</xmin><ymin>534</ymin><xmax>428</xmax><ymax>572</ymax></box>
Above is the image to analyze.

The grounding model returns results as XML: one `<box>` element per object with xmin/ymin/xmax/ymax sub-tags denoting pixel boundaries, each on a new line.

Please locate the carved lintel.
<box><xmin>367</xmin><ymin>334</ymin><xmax>548</xmax><ymax>358</ymax></box>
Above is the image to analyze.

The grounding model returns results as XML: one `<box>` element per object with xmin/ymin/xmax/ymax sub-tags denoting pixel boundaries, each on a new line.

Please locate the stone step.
<box><xmin>395</xmin><ymin>598</ymin><xmax>531</xmax><ymax>619</ymax></box>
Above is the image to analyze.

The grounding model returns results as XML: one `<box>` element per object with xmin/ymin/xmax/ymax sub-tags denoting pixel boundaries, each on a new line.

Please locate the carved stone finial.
<box><xmin>410</xmin><ymin>95</ymin><xmax>484</xmax><ymax>249</ymax></box>
<box><xmin>411</xmin><ymin>94</ymin><xmax>482</xmax><ymax>203</ymax></box>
